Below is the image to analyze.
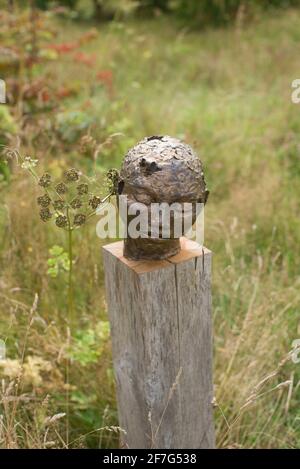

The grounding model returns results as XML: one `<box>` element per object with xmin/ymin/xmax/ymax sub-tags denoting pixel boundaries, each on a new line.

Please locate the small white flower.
<box><xmin>21</xmin><ymin>156</ymin><xmax>38</xmax><ymax>169</ymax></box>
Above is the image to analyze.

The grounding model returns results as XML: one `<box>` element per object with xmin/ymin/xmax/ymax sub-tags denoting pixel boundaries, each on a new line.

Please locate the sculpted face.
<box><xmin>118</xmin><ymin>136</ymin><xmax>209</xmax><ymax>260</ymax></box>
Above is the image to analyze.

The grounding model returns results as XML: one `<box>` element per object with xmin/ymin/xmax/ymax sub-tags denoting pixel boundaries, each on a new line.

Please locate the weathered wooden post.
<box><xmin>102</xmin><ymin>136</ymin><xmax>215</xmax><ymax>449</ymax></box>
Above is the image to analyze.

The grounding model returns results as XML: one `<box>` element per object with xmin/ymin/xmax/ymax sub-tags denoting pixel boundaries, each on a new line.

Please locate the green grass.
<box><xmin>1</xmin><ymin>7</ymin><xmax>300</xmax><ymax>448</ymax></box>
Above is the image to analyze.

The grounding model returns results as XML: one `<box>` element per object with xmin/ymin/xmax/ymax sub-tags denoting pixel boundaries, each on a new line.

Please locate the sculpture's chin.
<box><xmin>123</xmin><ymin>237</ymin><xmax>181</xmax><ymax>261</ymax></box>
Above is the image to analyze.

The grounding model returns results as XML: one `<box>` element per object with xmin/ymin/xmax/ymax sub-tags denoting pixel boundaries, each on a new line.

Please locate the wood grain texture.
<box><xmin>102</xmin><ymin>238</ymin><xmax>215</xmax><ymax>449</ymax></box>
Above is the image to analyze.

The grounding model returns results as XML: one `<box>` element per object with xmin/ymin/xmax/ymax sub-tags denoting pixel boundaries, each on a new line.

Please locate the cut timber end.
<box><xmin>102</xmin><ymin>237</ymin><xmax>215</xmax><ymax>449</ymax></box>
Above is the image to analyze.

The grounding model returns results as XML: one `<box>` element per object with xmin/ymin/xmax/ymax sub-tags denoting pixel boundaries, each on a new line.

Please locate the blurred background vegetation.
<box><xmin>0</xmin><ymin>0</ymin><xmax>300</xmax><ymax>449</ymax></box>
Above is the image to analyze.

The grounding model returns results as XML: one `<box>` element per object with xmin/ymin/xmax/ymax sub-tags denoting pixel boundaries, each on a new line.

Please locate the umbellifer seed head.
<box><xmin>106</xmin><ymin>168</ymin><xmax>119</xmax><ymax>195</ymax></box>
<box><xmin>37</xmin><ymin>194</ymin><xmax>51</xmax><ymax>207</ymax></box>
<box><xmin>38</xmin><ymin>173</ymin><xmax>52</xmax><ymax>188</ymax></box>
<box><xmin>39</xmin><ymin>207</ymin><xmax>52</xmax><ymax>222</ymax></box>
<box><xmin>55</xmin><ymin>182</ymin><xmax>68</xmax><ymax>195</ymax></box>
<box><xmin>70</xmin><ymin>197</ymin><xmax>82</xmax><ymax>209</ymax></box>
<box><xmin>74</xmin><ymin>213</ymin><xmax>86</xmax><ymax>226</ymax></box>
<box><xmin>77</xmin><ymin>183</ymin><xmax>89</xmax><ymax>195</ymax></box>
<box><xmin>53</xmin><ymin>199</ymin><xmax>65</xmax><ymax>211</ymax></box>
<box><xmin>55</xmin><ymin>215</ymin><xmax>68</xmax><ymax>228</ymax></box>
<box><xmin>64</xmin><ymin>168</ymin><xmax>80</xmax><ymax>183</ymax></box>
<box><xmin>88</xmin><ymin>196</ymin><xmax>101</xmax><ymax>210</ymax></box>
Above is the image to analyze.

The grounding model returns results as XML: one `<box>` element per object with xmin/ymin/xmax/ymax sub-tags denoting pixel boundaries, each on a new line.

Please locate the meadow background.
<box><xmin>0</xmin><ymin>0</ymin><xmax>300</xmax><ymax>448</ymax></box>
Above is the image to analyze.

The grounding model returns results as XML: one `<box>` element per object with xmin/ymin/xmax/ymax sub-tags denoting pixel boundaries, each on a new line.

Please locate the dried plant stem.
<box><xmin>67</xmin><ymin>226</ymin><xmax>74</xmax><ymax>325</ymax></box>
<box><xmin>151</xmin><ymin>367</ymin><xmax>182</xmax><ymax>448</ymax></box>
<box><xmin>65</xmin><ymin>327</ymin><xmax>70</xmax><ymax>449</ymax></box>
<box><xmin>62</xmin><ymin>204</ymin><xmax>75</xmax><ymax>325</ymax></box>
<box><xmin>65</xmin><ymin>208</ymin><xmax>74</xmax><ymax>448</ymax></box>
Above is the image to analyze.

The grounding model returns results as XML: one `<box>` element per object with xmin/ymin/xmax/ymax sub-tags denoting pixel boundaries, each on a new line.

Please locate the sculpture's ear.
<box><xmin>204</xmin><ymin>189</ymin><xmax>209</xmax><ymax>204</ymax></box>
<box><xmin>118</xmin><ymin>180</ymin><xmax>124</xmax><ymax>195</ymax></box>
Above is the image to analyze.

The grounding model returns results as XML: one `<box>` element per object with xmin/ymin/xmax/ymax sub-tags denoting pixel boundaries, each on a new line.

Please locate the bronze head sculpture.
<box><xmin>118</xmin><ymin>135</ymin><xmax>209</xmax><ymax>260</ymax></box>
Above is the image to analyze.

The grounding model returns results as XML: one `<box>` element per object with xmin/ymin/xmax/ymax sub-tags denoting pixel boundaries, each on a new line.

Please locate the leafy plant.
<box><xmin>0</xmin><ymin>107</ymin><xmax>17</xmax><ymax>136</ymax></box>
<box><xmin>47</xmin><ymin>245</ymin><xmax>70</xmax><ymax>278</ymax></box>
<box><xmin>36</xmin><ymin>0</ymin><xmax>79</xmax><ymax>9</ymax></box>
<box><xmin>0</xmin><ymin>107</ymin><xmax>18</xmax><ymax>183</ymax></box>
<box><xmin>1</xmin><ymin>147</ymin><xmax>119</xmax><ymax>446</ymax></box>
<box><xmin>68</xmin><ymin>321</ymin><xmax>110</xmax><ymax>366</ymax></box>
<box><xmin>4</xmin><ymin>150</ymin><xmax>118</xmax><ymax>323</ymax></box>
<box><xmin>56</xmin><ymin>111</ymin><xmax>95</xmax><ymax>143</ymax></box>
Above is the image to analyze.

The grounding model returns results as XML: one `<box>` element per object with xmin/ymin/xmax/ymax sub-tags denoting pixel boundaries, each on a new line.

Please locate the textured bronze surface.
<box><xmin>118</xmin><ymin>135</ymin><xmax>209</xmax><ymax>260</ymax></box>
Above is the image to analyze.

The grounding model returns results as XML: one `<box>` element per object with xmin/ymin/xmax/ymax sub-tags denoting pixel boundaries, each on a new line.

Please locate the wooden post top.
<box><xmin>103</xmin><ymin>237</ymin><xmax>211</xmax><ymax>275</ymax></box>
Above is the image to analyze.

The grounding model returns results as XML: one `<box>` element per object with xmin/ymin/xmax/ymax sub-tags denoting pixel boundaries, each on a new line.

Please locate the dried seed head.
<box><xmin>89</xmin><ymin>195</ymin><xmax>101</xmax><ymax>210</ymax></box>
<box><xmin>80</xmin><ymin>135</ymin><xmax>97</xmax><ymax>155</ymax></box>
<box><xmin>106</xmin><ymin>168</ymin><xmax>119</xmax><ymax>195</ymax></box>
<box><xmin>74</xmin><ymin>213</ymin><xmax>86</xmax><ymax>226</ymax></box>
<box><xmin>77</xmin><ymin>183</ymin><xmax>89</xmax><ymax>195</ymax></box>
<box><xmin>55</xmin><ymin>215</ymin><xmax>68</xmax><ymax>228</ymax></box>
<box><xmin>37</xmin><ymin>194</ymin><xmax>51</xmax><ymax>207</ymax></box>
<box><xmin>70</xmin><ymin>197</ymin><xmax>82</xmax><ymax>209</ymax></box>
<box><xmin>38</xmin><ymin>173</ymin><xmax>52</xmax><ymax>188</ymax></box>
<box><xmin>64</xmin><ymin>168</ymin><xmax>80</xmax><ymax>183</ymax></box>
<box><xmin>40</xmin><ymin>207</ymin><xmax>52</xmax><ymax>222</ymax></box>
<box><xmin>53</xmin><ymin>199</ymin><xmax>65</xmax><ymax>211</ymax></box>
<box><xmin>55</xmin><ymin>182</ymin><xmax>68</xmax><ymax>195</ymax></box>
<box><xmin>107</xmin><ymin>168</ymin><xmax>119</xmax><ymax>180</ymax></box>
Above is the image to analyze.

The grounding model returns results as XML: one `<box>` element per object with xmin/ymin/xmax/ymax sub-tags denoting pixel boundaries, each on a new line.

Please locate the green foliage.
<box><xmin>136</xmin><ymin>0</ymin><xmax>171</xmax><ymax>12</ymax></box>
<box><xmin>0</xmin><ymin>106</ymin><xmax>17</xmax><ymax>137</ymax></box>
<box><xmin>68</xmin><ymin>321</ymin><xmax>110</xmax><ymax>366</ymax></box>
<box><xmin>31</xmin><ymin>0</ymin><xmax>300</xmax><ymax>25</ymax></box>
<box><xmin>47</xmin><ymin>245</ymin><xmax>70</xmax><ymax>278</ymax></box>
<box><xmin>35</xmin><ymin>0</ymin><xmax>79</xmax><ymax>10</ymax></box>
<box><xmin>56</xmin><ymin>110</ymin><xmax>95</xmax><ymax>143</ymax></box>
<box><xmin>0</xmin><ymin>106</ymin><xmax>18</xmax><ymax>183</ymax></box>
<box><xmin>173</xmin><ymin>0</ymin><xmax>300</xmax><ymax>26</ymax></box>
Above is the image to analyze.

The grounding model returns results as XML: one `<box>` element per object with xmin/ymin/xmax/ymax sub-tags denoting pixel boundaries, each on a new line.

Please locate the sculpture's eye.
<box><xmin>150</xmin><ymin>161</ymin><xmax>158</xmax><ymax>171</ymax></box>
<box><xmin>139</xmin><ymin>158</ymin><xmax>161</xmax><ymax>175</ymax></box>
